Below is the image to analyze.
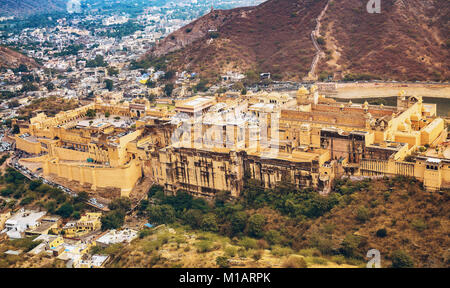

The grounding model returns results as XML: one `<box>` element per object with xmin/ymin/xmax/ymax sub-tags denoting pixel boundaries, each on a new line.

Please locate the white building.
<box><xmin>96</xmin><ymin>228</ymin><xmax>138</xmax><ymax>246</ymax></box>
<box><xmin>2</xmin><ymin>209</ymin><xmax>46</xmax><ymax>239</ymax></box>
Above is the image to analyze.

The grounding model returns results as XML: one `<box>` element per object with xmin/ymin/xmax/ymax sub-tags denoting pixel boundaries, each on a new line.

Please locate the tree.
<box><xmin>164</xmin><ymin>83</ymin><xmax>174</xmax><ymax>97</ymax></box>
<box><xmin>147</xmin><ymin>204</ymin><xmax>175</xmax><ymax>225</ymax></box>
<box><xmin>340</xmin><ymin>234</ymin><xmax>360</xmax><ymax>258</ymax></box>
<box><xmin>29</xmin><ymin>180</ymin><xmax>42</xmax><ymax>191</ymax></box>
<box><xmin>107</xmin><ymin>66</ymin><xmax>119</xmax><ymax>76</ymax></box>
<box><xmin>108</xmin><ymin>197</ymin><xmax>131</xmax><ymax>212</ymax></box>
<box><xmin>101</xmin><ymin>210</ymin><xmax>125</xmax><ymax>230</ymax></box>
<box><xmin>146</xmin><ymin>80</ymin><xmax>156</xmax><ymax>88</ymax></box>
<box><xmin>104</xmin><ymin>79</ymin><xmax>113</xmax><ymax>91</ymax></box>
<box><xmin>183</xmin><ymin>209</ymin><xmax>203</xmax><ymax>229</ymax></box>
<box><xmin>216</xmin><ymin>256</ymin><xmax>230</xmax><ymax>268</ymax></box>
<box><xmin>391</xmin><ymin>250</ymin><xmax>414</xmax><ymax>268</ymax></box>
<box><xmin>56</xmin><ymin>203</ymin><xmax>74</xmax><ymax>218</ymax></box>
<box><xmin>356</xmin><ymin>206</ymin><xmax>370</xmax><ymax>223</ymax></box>
<box><xmin>201</xmin><ymin>214</ymin><xmax>219</xmax><ymax>232</ymax></box>
<box><xmin>75</xmin><ymin>191</ymin><xmax>89</xmax><ymax>203</ymax></box>
<box><xmin>376</xmin><ymin>228</ymin><xmax>387</xmax><ymax>238</ymax></box>
<box><xmin>264</xmin><ymin>230</ymin><xmax>282</xmax><ymax>245</ymax></box>
<box><xmin>12</xmin><ymin>124</ymin><xmax>20</xmax><ymax>134</ymax></box>
<box><xmin>248</xmin><ymin>214</ymin><xmax>265</xmax><ymax>238</ymax></box>
<box><xmin>86</xmin><ymin>109</ymin><xmax>96</xmax><ymax>118</ymax></box>
<box><xmin>45</xmin><ymin>82</ymin><xmax>55</xmax><ymax>91</ymax></box>
<box><xmin>231</xmin><ymin>211</ymin><xmax>247</xmax><ymax>236</ymax></box>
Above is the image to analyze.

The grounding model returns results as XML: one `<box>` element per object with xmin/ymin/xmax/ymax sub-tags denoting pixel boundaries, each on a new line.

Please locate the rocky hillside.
<box><xmin>146</xmin><ymin>0</ymin><xmax>450</xmax><ymax>82</ymax></box>
<box><xmin>0</xmin><ymin>46</ymin><xmax>39</xmax><ymax>70</ymax></box>
<box><xmin>318</xmin><ymin>0</ymin><xmax>450</xmax><ymax>81</ymax></box>
<box><xmin>0</xmin><ymin>0</ymin><xmax>67</xmax><ymax>17</ymax></box>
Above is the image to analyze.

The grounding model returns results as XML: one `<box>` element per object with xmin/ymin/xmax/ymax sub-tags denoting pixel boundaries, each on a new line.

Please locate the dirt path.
<box><xmin>304</xmin><ymin>0</ymin><xmax>331</xmax><ymax>81</ymax></box>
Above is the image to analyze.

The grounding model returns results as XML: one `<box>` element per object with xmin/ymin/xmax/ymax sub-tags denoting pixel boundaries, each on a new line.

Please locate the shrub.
<box><xmin>331</xmin><ymin>255</ymin><xmax>346</xmax><ymax>265</ymax></box>
<box><xmin>251</xmin><ymin>250</ymin><xmax>264</xmax><ymax>261</ymax></box>
<box><xmin>139</xmin><ymin>229</ymin><xmax>152</xmax><ymax>239</ymax></box>
<box><xmin>271</xmin><ymin>245</ymin><xmax>293</xmax><ymax>257</ymax></box>
<box><xmin>282</xmin><ymin>255</ymin><xmax>308</xmax><ymax>268</ymax></box>
<box><xmin>376</xmin><ymin>228</ymin><xmax>387</xmax><ymax>238</ymax></box>
<box><xmin>247</xmin><ymin>214</ymin><xmax>265</xmax><ymax>238</ymax></box>
<box><xmin>356</xmin><ymin>206</ymin><xmax>370</xmax><ymax>223</ymax></box>
<box><xmin>230</xmin><ymin>211</ymin><xmax>247</xmax><ymax>236</ymax></box>
<box><xmin>257</xmin><ymin>239</ymin><xmax>269</xmax><ymax>250</ymax></box>
<box><xmin>101</xmin><ymin>210</ymin><xmax>125</xmax><ymax>230</ymax></box>
<box><xmin>264</xmin><ymin>230</ymin><xmax>282</xmax><ymax>245</ymax></box>
<box><xmin>201</xmin><ymin>214</ymin><xmax>219</xmax><ymax>232</ymax></box>
<box><xmin>224</xmin><ymin>246</ymin><xmax>237</xmax><ymax>258</ymax></box>
<box><xmin>340</xmin><ymin>234</ymin><xmax>361</xmax><ymax>258</ymax></box>
<box><xmin>239</xmin><ymin>237</ymin><xmax>258</xmax><ymax>250</ymax></box>
<box><xmin>391</xmin><ymin>250</ymin><xmax>414</xmax><ymax>268</ymax></box>
<box><xmin>216</xmin><ymin>256</ymin><xmax>230</xmax><ymax>268</ymax></box>
<box><xmin>56</xmin><ymin>203</ymin><xmax>74</xmax><ymax>219</ymax></box>
<box><xmin>411</xmin><ymin>218</ymin><xmax>427</xmax><ymax>232</ymax></box>
<box><xmin>147</xmin><ymin>205</ymin><xmax>175</xmax><ymax>225</ymax></box>
<box><xmin>307</xmin><ymin>256</ymin><xmax>328</xmax><ymax>265</ymax></box>
<box><xmin>196</xmin><ymin>240</ymin><xmax>213</xmax><ymax>253</ymax></box>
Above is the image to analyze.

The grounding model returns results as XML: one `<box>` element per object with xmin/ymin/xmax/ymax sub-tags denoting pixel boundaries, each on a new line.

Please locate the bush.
<box><xmin>411</xmin><ymin>218</ymin><xmax>427</xmax><ymax>232</ymax></box>
<box><xmin>247</xmin><ymin>214</ymin><xmax>265</xmax><ymax>238</ymax></box>
<box><xmin>264</xmin><ymin>230</ymin><xmax>282</xmax><ymax>245</ymax></box>
<box><xmin>9</xmin><ymin>237</ymin><xmax>42</xmax><ymax>252</ymax></box>
<box><xmin>231</xmin><ymin>211</ymin><xmax>247</xmax><ymax>236</ymax></box>
<box><xmin>147</xmin><ymin>205</ymin><xmax>175</xmax><ymax>225</ymax></box>
<box><xmin>101</xmin><ymin>210</ymin><xmax>125</xmax><ymax>230</ymax></box>
<box><xmin>251</xmin><ymin>250</ymin><xmax>264</xmax><ymax>261</ymax></box>
<box><xmin>56</xmin><ymin>203</ymin><xmax>74</xmax><ymax>218</ymax></box>
<box><xmin>391</xmin><ymin>250</ymin><xmax>414</xmax><ymax>268</ymax></box>
<box><xmin>271</xmin><ymin>245</ymin><xmax>293</xmax><ymax>257</ymax></box>
<box><xmin>139</xmin><ymin>229</ymin><xmax>152</xmax><ymax>239</ymax></box>
<box><xmin>239</xmin><ymin>237</ymin><xmax>258</xmax><ymax>250</ymax></box>
<box><xmin>356</xmin><ymin>206</ymin><xmax>370</xmax><ymax>223</ymax></box>
<box><xmin>108</xmin><ymin>197</ymin><xmax>131</xmax><ymax>212</ymax></box>
<box><xmin>282</xmin><ymin>255</ymin><xmax>308</xmax><ymax>268</ymax></box>
<box><xmin>201</xmin><ymin>214</ymin><xmax>219</xmax><ymax>232</ymax></box>
<box><xmin>340</xmin><ymin>234</ymin><xmax>361</xmax><ymax>258</ymax></box>
<box><xmin>183</xmin><ymin>209</ymin><xmax>203</xmax><ymax>229</ymax></box>
<box><xmin>331</xmin><ymin>255</ymin><xmax>346</xmax><ymax>265</ymax></box>
<box><xmin>224</xmin><ymin>246</ymin><xmax>237</xmax><ymax>258</ymax></box>
<box><xmin>376</xmin><ymin>228</ymin><xmax>387</xmax><ymax>238</ymax></box>
<box><xmin>216</xmin><ymin>256</ymin><xmax>230</xmax><ymax>268</ymax></box>
<box><xmin>196</xmin><ymin>240</ymin><xmax>213</xmax><ymax>253</ymax></box>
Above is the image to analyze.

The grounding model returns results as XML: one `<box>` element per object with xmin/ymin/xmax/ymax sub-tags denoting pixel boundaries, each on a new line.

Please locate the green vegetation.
<box><xmin>104</xmin><ymin>79</ymin><xmax>114</xmax><ymax>91</ymax></box>
<box><xmin>55</xmin><ymin>44</ymin><xmax>84</xmax><ymax>57</ymax></box>
<box><xmin>100</xmin><ymin>197</ymin><xmax>131</xmax><ymax>230</ymax></box>
<box><xmin>0</xmin><ymin>168</ymin><xmax>86</xmax><ymax>219</ymax></box>
<box><xmin>0</xmin><ymin>154</ymin><xmax>9</xmax><ymax>166</ymax></box>
<box><xmin>86</xmin><ymin>55</ymin><xmax>108</xmax><ymax>68</ymax></box>
<box><xmin>97</xmin><ymin>21</ymin><xmax>144</xmax><ymax>39</ymax></box>
<box><xmin>164</xmin><ymin>83</ymin><xmax>174</xmax><ymax>97</ymax></box>
<box><xmin>130</xmin><ymin>55</ymin><xmax>168</xmax><ymax>71</ymax></box>
<box><xmin>391</xmin><ymin>250</ymin><xmax>414</xmax><ymax>268</ymax></box>
<box><xmin>86</xmin><ymin>109</ymin><xmax>96</xmax><ymax>118</ymax></box>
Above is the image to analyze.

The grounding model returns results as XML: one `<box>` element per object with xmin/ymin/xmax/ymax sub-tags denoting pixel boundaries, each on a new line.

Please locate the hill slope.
<box><xmin>146</xmin><ymin>0</ymin><xmax>450</xmax><ymax>82</ymax></box>
<box><xmin>0</xmin><ymin>0</ymin><xmax>67</xmax><ymax>17</ymax></box>
<box><xmin>0</xmin><ymin>46</ymin><xmax>39</xmax><ymax>69</ymax></box>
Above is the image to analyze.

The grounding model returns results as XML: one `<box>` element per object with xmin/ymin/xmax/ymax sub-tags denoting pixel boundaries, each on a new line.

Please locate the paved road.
<box><xmin>6</xmin><ymin>147</ymin><xmax>108</xmax><ymax>211</ymax></box>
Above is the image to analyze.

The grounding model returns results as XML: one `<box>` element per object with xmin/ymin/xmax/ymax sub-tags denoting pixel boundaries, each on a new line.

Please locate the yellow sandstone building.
<box><xmin>13</xmin><ymin>87</ymin><xmax>450</xmax><ymax>198</ymax></box>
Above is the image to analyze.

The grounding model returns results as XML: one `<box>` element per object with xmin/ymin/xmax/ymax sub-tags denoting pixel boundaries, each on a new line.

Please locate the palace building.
<box><xmin>13</xmin><ymin>86</ymin><xmax>450</xmax><ymax>198</ymax></box>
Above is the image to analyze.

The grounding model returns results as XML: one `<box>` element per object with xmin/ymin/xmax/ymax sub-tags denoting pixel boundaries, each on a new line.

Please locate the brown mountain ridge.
<box><xmin>0</xmin><ymin>46</ymin><xmax>39</xmax><ymax>70</ymax></box>
<box><xmin>146</xmin><ymin>0</ymin><xmax>450</xmax><ymax>82</ymax></box>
